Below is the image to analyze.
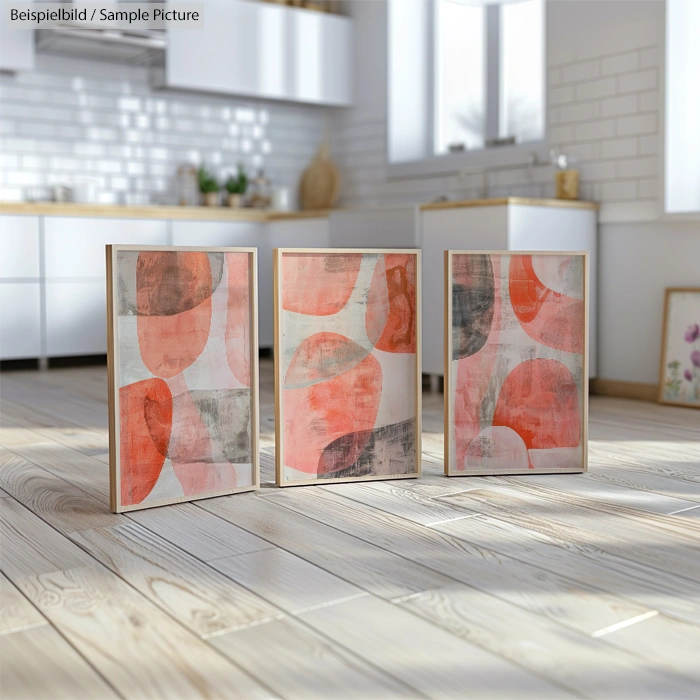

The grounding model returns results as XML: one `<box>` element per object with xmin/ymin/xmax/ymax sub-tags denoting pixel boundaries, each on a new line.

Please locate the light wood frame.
<box><xmin>444</xmin><ymin>250</ymin><xmax>589</xmax><ymax>476</ymax></box>
<box><xmin>658</xmin><ymin>287</ymin><xmax>700</xmax><ymax>408</ymax></box>
<box><xmin>274</xmin><ymin>247</ymin><xmax>422</xmax><ymax>487</ymax></box>
<box><xmin>107</xmin><ymin>245</ymin><xmax>260</xmax><ymax>513</ymax></box>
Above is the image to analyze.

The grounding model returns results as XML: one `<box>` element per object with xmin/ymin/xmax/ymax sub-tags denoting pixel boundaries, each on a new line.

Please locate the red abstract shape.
<box><xmin>282</xmin><ymin>253</ymin><xmax>362</xmax><ymax>316</ymax></box>
<box><xmin>509</xmin><ymin>255</ymin><xmax>584</xmax><ymax>354</ymax></box>
<box><xmin>284</xmin><ymin>348</ymin><xmax>382</xmax><ymax>473</ymax></box>
<box><xmin>285</xmin><ymin>332</ymin><xmax>369</xmax><ymax>388</ymax></box>
<box><xmin>119</xmin><ymin>378</ymin><xmax>172</xmax><ymax>505</ymax></box>
<box><xmin>493</xmin><ymin>359</ymin><xmax>581</xmax><ymax>449</ymax></box>
<box><xmin>166</xmin><ymin>374</ymin><xmax>238</xmax><ymax>496</ymax></box>
<box><xmin>225</xmin><ymin>252</ymin><xmax>251</xmax><ymax>387</ymax></box>
<box><xmin>453</xmin><ymin>256</ymin><xmax>502</xmax><ymax>470</ymax></box>
<box><xmin>137</xmin><ymin>252</ymin><xmax>213</xmax><ymax>378</ymax></box>
<box><xmin>368</xmin><ymin>254</ymin><xmax>417</xmax><ymax>353</ymax></box>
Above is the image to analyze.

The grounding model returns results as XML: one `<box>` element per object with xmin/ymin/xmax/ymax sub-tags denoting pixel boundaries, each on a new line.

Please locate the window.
<box><xmin>389</xmin><ymin>0</ymin><xmax>546</xmax><ymax>172</ymax></box>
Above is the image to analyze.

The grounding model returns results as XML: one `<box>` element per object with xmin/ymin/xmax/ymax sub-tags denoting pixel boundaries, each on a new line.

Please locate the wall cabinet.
<box><xmin>0</xmin><ymin>0</ymin><xmax>34</xmax><ymax>72</ymax></box>
<box><xmin>166</xmin><ymin>0</ymin><xmax>351</xmax><ymax>106</ymax></box>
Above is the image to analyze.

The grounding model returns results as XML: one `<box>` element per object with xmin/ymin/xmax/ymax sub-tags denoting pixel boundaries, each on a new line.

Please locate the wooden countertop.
<box><xmin>420</xmin><ymin>197</ymin><xmax>598</xmax><ymax>211</ymax></box>
<box><xmin>0</xmin><ymin>201</ymin><xmax>332</xmax><ymax>221</ymax></box>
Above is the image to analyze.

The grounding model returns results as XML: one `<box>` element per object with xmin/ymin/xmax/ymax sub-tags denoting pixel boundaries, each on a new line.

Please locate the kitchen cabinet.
<box><xmin>0</xmin><ymin>216</ymin><xmax>41</xmax><ymax>359</ymax></box>
<box><xmin>43</xmin><ymin>216</ymin><xmax>167</xmax><ymax>356</ymax></box>
<box><xmin>420</xmin><ymin>200</ymin><xmax>598</xmax><ymax>377</ymax></box>
<box><xmin>166</xmin><ymin>0</ymin><xmax>351</xmax><ymax>106</ymax></box>
<box><xmin>0</xmin><ymin>0</ymin><xmax>34</xmax><ymax>72</ymax></box>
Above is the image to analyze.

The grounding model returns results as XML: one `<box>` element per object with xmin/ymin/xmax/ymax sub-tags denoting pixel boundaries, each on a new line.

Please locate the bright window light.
<box><xmin>434</xmin><ymin>0</ymin><xmax>486</xmax><ymax>154</ymax></box>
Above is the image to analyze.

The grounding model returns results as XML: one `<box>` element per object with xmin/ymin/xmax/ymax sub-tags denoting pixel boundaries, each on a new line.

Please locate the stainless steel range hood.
<box><xmin>35</xmin><ymin>1</ymin><xmax>166</xmax><ymax>65</ymax></box>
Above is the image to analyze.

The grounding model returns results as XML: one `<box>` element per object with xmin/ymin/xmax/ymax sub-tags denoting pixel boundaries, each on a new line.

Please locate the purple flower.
<box><xmin>684</xmin><ymin>369</ymin><xmax>693</xmax><ymax>381</ymax></box>
<box><xmin>685</xmin><ymin>324</ymin><xmax>700</xmax><ymax>343</ymax></box>
<box><xmin>692</xmin><ymin>351</ymin><xmax>700</xmax><ymax>368</ymax></box>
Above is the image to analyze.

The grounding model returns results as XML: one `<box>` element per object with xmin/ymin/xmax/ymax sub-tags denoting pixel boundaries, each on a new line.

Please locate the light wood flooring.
<box><xmin>1</xmin><ymin>361</ymin><xmax>700</xmax><ymax>699</ymax></box>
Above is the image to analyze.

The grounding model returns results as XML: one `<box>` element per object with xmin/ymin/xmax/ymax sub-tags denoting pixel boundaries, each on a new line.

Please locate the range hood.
<box><xmin>35</xmin><ymin>1</ymin><xmax>166</xmax><ymax>65</ymax></box>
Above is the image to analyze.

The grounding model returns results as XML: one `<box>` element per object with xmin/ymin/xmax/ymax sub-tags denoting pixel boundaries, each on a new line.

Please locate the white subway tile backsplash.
<box><xmin>638</xmin><ymin>91</ymin><xmax>657</xmax><ymax>113</ymax></box>
<box><xmin>561</xmin><ymin>59</ymin><xmax>600</xmax><ymax>84</ymax></box>
<box><xmin>616</xmin><ymin>113</ymin><xmax>657</xmax><ymax>137</ymax></box>
<box><xmin>575</xmin><ymin>77</ymin><xmax>616</xmax><ymax>101</ymax></box>
<box><xmin>600</xmin><ymin>180</ymin><xmax>637</xmax><ymax>201</ymax></box>
<box><xmin>574</xmin><ymin>119</ymin><xmax>615</xmax><ymax>142</ymax></box>
<box><xmin>617</xmin><ymin>156</ymin><xmax>658</xmax><ymax>179</ymax></box>
<box><xmin>0</xmin><ymin>55</ymin><xmax>323</xmax><ymax>204</ymax></box>
<box><xmin>637</xmin><ymin>178</ymin><xmax>658</xmax><ymax>199</ymax></box>
<box><xmin>617</xmin><ymin>69</ymin><xmax>657</xmax><ymax>94</ymax></box>
<box><xmin>637</xmin><ymin>134</ymin><xmax>659</xmax><ymax>155</ymax></box>
<box><xmin>600</xmin><ymin>51</ymin><xmax>638</xmax><ymax>76</ymax></box>
<box><xmin>600</xmin><ymin>137</ymin><xmax>637</xmax><ymax>159</ymax></box>
<box><xmin>599</xmin><ymin>94</ymin><xmax>638</xmax><ymax>118</ymax></box>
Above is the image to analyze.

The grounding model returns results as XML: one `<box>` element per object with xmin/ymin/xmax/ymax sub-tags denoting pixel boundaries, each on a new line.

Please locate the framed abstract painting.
<box><xmin>274</xmin><ymin>248</ymin><xmax>422</xmax><ymax>486</ymax></box>
<box><xmin>444</xmin><ymin>251</ymin><xmax>588</xmax><ymax>476</ymax></box>
<box><xmin>107</xmin><ymin>246</ymin><xmax>259</xmax><ymax>513</ymax></box>
<box><xmin>659</xmin><ymin>288</ymin><xmax>700</xmax><ymax>408</ymax></box>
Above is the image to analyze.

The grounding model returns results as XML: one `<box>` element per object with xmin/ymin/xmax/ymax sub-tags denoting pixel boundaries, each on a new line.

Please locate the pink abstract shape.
<box><xmin>493</xmin><ymin>358</ymin><xmax>581</xmax><ymax>449</ymax></box>
<box><xmin>464</xmin><ymin>426</ymin><xmax>529</xmax><ymax>471</ymax></box>
<box><xmin>137</xmin><ymin>252</ymin><xmax>213</xmax><ymax>378</ymax></box>
<box><xmin>119</xmin><ymin>378</ymin><xmax>172</xmax><ymax>506</ymax></box>
<box><xmin>282</xmin><ymin>253</ymin><xmax>362</xmax><ymax>316</ymax></box>
<box><xmin>165</xmin><ymin>374</ymin><xmax>238</xmax><ymax>496</ymax></box>
<box><xmin>285</xmin><ymin>332</ymin><xmax>369</xmax><ymax>388</ymax></box>
<box><xmin>367</xmin><ymin>254</ymin><xmax>417</xmax><ymax>353</ymax></box>
<box><xmin>509</xmin><ymin>255</ymin><xmax>584</xmax><ymax>354</ymax></box>
<box><xmin>284</xmin><ymin>349</ymin><xmax>382</xmax><ymax>473</ymax></box>
<box><xmin>225</xmin><ymin>252</ymin><xmax>251</xmax><ymax>387</ymax></box>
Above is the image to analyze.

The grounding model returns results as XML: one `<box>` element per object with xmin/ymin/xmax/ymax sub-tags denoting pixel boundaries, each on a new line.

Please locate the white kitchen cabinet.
<box><xmin>0</xmin><ymin>0</ymin><xmax>34</xmax><ymax>72</ymax></box>
<box><xmin>0</xmin><ymin>216</ymin><xmax>40</xmax><ymax>278</ymax></box>
<box><xmin>44</xmin><ymin>217</ymin><xmax>168</xmax><ymax>279</ymax></box>
<box><xmin>420</xmin><ymin>201</ymin><xmax>598</xmax><ymax>377</ymax></box>
<box><xmin>329</xmin><ymin>206</ymin><xmax>419</xmax><ymax>249</ymax></box>
<box><xmin>45</xmin><ymin>281</ymin><xmax>106</xmax><ymax>357</ymax></box>
<box><xmin>166</xmin><ymin>0</ymin><xmax>351</xmax><ymax>106</ymax></box>
<box><xmin>0</xmin><ymin>284</ymin><xmax>41</xmax><ymax>359</ymax></box>
<box><xmin>42</xmin><ymin>216</ymin><xmax>167</xmax><ymax>357</ymax></box>
<box><xmin>0</xmin><ymin>216</ymin><xmax>42</xmax><ymax>359</ymax></box>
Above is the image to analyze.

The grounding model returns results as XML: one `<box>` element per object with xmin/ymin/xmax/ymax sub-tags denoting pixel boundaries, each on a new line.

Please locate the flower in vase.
<box><xmin>684</xmin><ymin>369</ymin><xmax>693</xmax><ymax>382</ymax></box>
<box><xmin>685</xmin><ymin>324</ymin><xmax>700</xmax><ymax>343</ymax></box>
<box><xmin>692</xmin><ymin>350</ymin><xmax>700</xmax><ymax>368</ymax></box>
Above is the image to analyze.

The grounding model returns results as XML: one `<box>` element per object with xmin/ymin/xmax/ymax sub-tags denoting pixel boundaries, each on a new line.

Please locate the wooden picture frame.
<box><xmin>444</xmin><ymin>250</ymin><xmax>589</xmax><ymax>476</ymax></box>
<box><xmin>274</xmin><ymin>248</ymin><xmax>422</xmax><ymax>486</ymax></box>
<box><xmin>107</xmin><ymin>245</ymin><xmax>260</xmax><ymax>513</ymax></box>
<box><xmin>658</xmin><ymin>287</ymin><xmax>700</xmax><ymax>408</ymax></box>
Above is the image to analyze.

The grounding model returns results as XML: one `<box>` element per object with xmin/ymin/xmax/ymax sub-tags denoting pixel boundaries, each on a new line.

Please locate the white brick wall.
<box><xmin>331</xmin><ymin>39</ymin><xmax>662</xmax><ymax>219</ymax></box>
<box><xmin>0</xmin><ymin>55</ymin><xmax>326</xmax><ymax>204</ymax></box>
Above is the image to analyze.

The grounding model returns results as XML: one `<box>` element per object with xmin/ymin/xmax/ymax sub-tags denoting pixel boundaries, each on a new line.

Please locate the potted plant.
<box><xmin>225</xmin><ymin>165</ymin><xmax>248</xmax><ymax>208</ymax></box>
<box><xmin>197</xmin><ymin>165</ymin><xmax>220</xmax><ymax>206</ymax></box>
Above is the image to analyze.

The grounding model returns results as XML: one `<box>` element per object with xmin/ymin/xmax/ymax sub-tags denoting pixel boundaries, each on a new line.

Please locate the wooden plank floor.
<box><xmin>1</xmin><ymin>360</ymin><xmax>700</xmax><ymax>699</ymax></box>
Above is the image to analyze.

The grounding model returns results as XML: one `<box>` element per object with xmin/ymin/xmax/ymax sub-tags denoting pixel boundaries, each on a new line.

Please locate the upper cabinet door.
<box><xmin>166</xmin><ymin>0</ymin><xmax>351</xmax><ymax>106</ymax></box>
<box><xmin>0</xmin><ymin>0</ymin><xmax>34</xmax><ymax>71</ymax></box>
<box><xmin>291</xmin><ymin>10</ymin><xmax>351</xmax><ymax>106</ymax></box>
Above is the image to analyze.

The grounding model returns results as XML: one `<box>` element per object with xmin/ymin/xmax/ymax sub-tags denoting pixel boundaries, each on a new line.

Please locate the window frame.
<box><xmin>387</xmin><ymin>0</ymin><xmax>548</xmax><ymax>180</ymax></box>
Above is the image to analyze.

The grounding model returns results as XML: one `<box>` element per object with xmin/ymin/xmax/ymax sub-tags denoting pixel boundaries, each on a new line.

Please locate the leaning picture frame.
<box><xmin>107</xmin><ymin>245</ymin><xmax>259</xmax><ymax>512</ymax></box>
<box><xmin>444</xmin><ymin>250</ymin><xmax>589</xmax><ymax>476</ymax></box>
<box><xmin>658</xmin><ymin>287</ymin><xmax>700</xmax><ymax>408</ymax></box>
<box><xmin>274</xmin><ymin>247</ymin><xmax>422</xmax><ymax>486</ymax></box>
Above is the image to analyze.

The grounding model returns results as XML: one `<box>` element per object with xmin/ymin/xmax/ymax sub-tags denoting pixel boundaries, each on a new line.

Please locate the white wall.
<box><xmin>330</xmin><ymin>0</ymin><xmax>700</xmax><ymax>388</ymax></box>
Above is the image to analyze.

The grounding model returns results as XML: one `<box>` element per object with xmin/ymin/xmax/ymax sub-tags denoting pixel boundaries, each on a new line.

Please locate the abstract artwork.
<box><xmin>659</xmin><ymin>288</ymin><xmax>700</xmax><ymax>408</ymax></box>
<box><xmin>445</xmin><ymin>251</ymin><xmax>588</xmax><ymax>475</ymax></box>
<box><xmin>274</xmin><ymin>248</ymin><xmax>421</xmax><ymax>486</ymax></box>
<box><xmin>107</xmin><ymin>246</ymin><xmax>258</xmax><ymax>512</ymax></box>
